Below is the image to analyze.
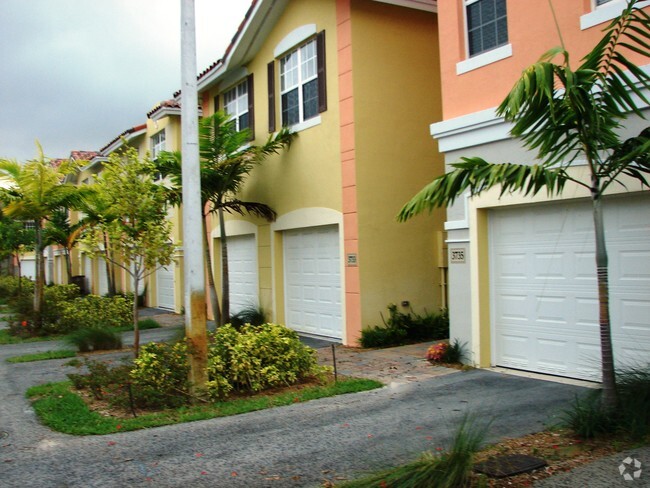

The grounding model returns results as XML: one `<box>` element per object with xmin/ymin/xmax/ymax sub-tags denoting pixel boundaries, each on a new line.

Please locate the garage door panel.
<box><xmin>284</xmin><ymin>225</ymin><xmax>342</xmax><ymax>339</ymax></box>
<box><xmin>227</xmin><ymin>235</ymin><xmax>258</xmax><ymax>315</ymax></box>
<box><xmin>617</xmin><ymin>251</ymin><xmax>650</xmax><ymax>282</ymax></box>
<box><xmin>491</xmin><ymin>195</ymin><xmax>650</xmax><ymax>380</ymax></box>
<box><xmin>157</xmin><ymin>266</ymin><xmax>175</xmax><ymax>310</ymax></box>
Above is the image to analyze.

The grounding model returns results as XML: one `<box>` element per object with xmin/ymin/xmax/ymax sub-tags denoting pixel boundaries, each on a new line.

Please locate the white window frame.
<box><xmin>457</xmin><ymin>0</ymin><xmax>512</xmax><ymax>74</ymax></box>
<box><xmin>581</xmin><ymin>0</ymin><xmax>650</xmax><ymax>30</ymax></box>
<box><xmin>223</xmin><ymin>80</ymin><xmax>250</xmax><ymax>132</ymax></box>
<box><xmin>151</xmin><ymin>130</ymin><xmax>166</xmax><ymax>159</ymax></box>
<box><xmin>279</xmin><ymin>38</ymin><xmax>319</xmax><ymax>127</ymax></box>
<box><xmin>464</xmin><ymin>0</ymin><xmax>509</xmax><ymax>58</ymax></box>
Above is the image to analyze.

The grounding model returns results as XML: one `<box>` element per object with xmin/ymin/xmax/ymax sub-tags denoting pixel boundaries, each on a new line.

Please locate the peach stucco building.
<box><xmin>432</xmin><ymin>0</ymin><xmax>650</xmax><ymax>380</ymax></box>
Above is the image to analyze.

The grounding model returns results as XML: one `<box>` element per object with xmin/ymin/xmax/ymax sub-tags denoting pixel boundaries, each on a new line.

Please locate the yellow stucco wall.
<box><xmin>349</xmin><ymin>0</ymin><xmax>445</xmax><ymax>328</ymax></box>
<box><xmin>202</xmin><ymin>0</ymin><xmax>342</xmax><ymax>325</ymax></box>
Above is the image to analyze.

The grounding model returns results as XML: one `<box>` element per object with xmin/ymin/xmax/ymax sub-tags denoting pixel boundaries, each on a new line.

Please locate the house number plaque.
<box><xmin>346</xmin><ymin>253</ymin><xmax>358</xmax><ymax>267</ymax></box>
<box><xmin>450</xmin><ymin>248</ymin><xmax>466</xmax><ymax>263</ymax></box>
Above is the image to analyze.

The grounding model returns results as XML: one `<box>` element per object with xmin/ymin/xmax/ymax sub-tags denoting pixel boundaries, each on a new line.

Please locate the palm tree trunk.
<box><xmin>218</xmin><ymin>207</ymin><xmax>230</xmax><ymax>325</ymax></box>
<box><xmin>33</xmin><ymin>219</ymin><xmax>44</xmax><ymax>327</ymax></box>
<box><xmin>203</xmin><ymin>222</ymin><xmax>221</xmax><ymax>327</ymax></box>
<box><xmin>592</xmin><ymin>192</ymin><xmax>617</xmax><ymax>411</ymax></box>
<box><xmin>64</xmin><ymin>247</ymin><xmax>73</xmax><ymax>284</ymax></box>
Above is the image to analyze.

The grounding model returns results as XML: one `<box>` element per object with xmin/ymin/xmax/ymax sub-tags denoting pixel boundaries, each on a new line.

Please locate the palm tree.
<box><xmin>43</xmin><ymin>209</ymin><xmax>84</xmax><ymax>284</ymax></box>
<box><xmin>398</xmin><ymin>1</ymin><xmax>650</xmax><ymax>410</ymax></box>
<box><xmin>0</xmin><ymin>143</ymin><xmax>84</xmax><ymax>325</ymax></box>
<box><xmin>156</xmin><ymin>111</ymin><xmax>295</xmax><ymax>325</ymax></box>
<box><xmin>76</xmin><ymin>189</ymin><xmax>119</xmax><ymax>296</ymax></box>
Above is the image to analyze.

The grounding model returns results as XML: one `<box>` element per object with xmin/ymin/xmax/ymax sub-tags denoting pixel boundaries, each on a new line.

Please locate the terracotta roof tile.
<box><xmin>69</xmin><ymin>150</ymin><xmax>99</xmax><ymax>161</ymax></box>
<box><xmin>99</xmin><ymin>124</ymin><xmax>147</xmax><ymax>154</ymax></box>
<box><xmin>147</xmin><ymin>99</ymin><xmax>182</xmax><ymax>118</ymax></box>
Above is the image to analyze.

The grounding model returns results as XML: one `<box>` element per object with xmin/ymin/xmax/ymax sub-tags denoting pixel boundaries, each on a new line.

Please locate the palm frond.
<box><xmin>216</xmin><ymin>200</ymin><xmax>278</xmax><ymax>222</ymax></box>
<box><xmin>397</xmin><ymin>158</ymin><xmax>571</xmax><ymax>221</ymax></box>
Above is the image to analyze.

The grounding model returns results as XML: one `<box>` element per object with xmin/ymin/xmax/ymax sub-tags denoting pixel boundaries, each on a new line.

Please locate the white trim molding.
<box><xmin>274</xmin><ymin>24</ymin><xmax>317</xmax><ymax>58</ymax></box>
<box><xmin>457</xmin><ymin>43</ymin><xmax>513</xmax><ymax>75</ymax></box>
<box><xmin>581</xmin><ymin>1</ymin><xmax>650</xmax><ymax>30</ymax></box>
<box><xmin>430</xmin><ymin>107</ymin><xmax>512</xmax><ymax>152</ymax></box>
<box><xmin>371</xmin><ymin>0</ymin><xmax>436</xmax><ymax>12</ymax></box>
<box><xmin>271</xmin><ymin>207</ymin><xmax>342</xmax><ymax>232</ymax></box>
<box><xmin>211</xmin><ymin>220</ymin><xmax>258</xmax><ymax>239</ymax></box>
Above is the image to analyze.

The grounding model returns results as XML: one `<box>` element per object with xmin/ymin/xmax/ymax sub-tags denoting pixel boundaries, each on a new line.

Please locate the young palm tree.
<box><xmin>75</xmin><ymin>189</ymin><xmax>120</xmax><ymax>296</ymax></box>
<box><xmin>43</xmin><ymin>209</ymin><xmax>83</xmax><ymax>284</ymax></box>
<box><xmin>398</xmin><ymin>1</ymin><xmax>650</xmax><ymax>410</ymax></box>
<box><xmin>0</xmin><ymin>143</ymin><xmax>84</xmax><ymax>325</ymax></box>
<box><xmin>157</xmin><ymin>111</ymin><xmax>295</xmax><ymax>325</ymax></box>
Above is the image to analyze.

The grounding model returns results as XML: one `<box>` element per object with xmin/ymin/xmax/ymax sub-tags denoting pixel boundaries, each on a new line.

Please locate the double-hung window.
<box><xmin>268</xmin><ymin>29</ymin><xmax>326</xmax><ymax>132</ymax></box>
<box><xmin>224</xmin><ymin>80</ymin><xmax>251</xmax><ymax>132</ymax></box>
<box><xmin>466</xmin><ymin>0</ymin><xmax>508</xmax><ymax>57</ymax></box>
<box><xmin>151</xmin><ymin>130</ymin><xmax>166</xmax><ymax>159</ymax></box>
<box><xmin>280</xmin><ymin>38</ymin><xmax>319</xmax><ymax>126</ymax></box>
<box><xmin>465</xmin><ymin>0</ymin><xmax>508</xmax><ymax>56</ymax></box>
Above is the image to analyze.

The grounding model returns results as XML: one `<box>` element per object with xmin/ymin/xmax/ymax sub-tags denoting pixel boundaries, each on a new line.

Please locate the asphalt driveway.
<box><xmin>0</xmin><ymin>329</ymin><xmax>588</xmax><ymax>488</ymax></box>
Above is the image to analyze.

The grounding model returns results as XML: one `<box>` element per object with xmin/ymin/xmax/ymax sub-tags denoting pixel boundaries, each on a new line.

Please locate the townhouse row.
<box><xmin>27</xmin><ymin>0</ymin><xmax>650</xmax><ymax>380</ymax></box>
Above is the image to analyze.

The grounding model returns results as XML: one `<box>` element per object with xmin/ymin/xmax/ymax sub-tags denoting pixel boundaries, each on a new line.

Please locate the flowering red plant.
<box><xmin>426</xmin><ymin>342</ymin><xmax>449</xmax><ymax>363</ymax></box>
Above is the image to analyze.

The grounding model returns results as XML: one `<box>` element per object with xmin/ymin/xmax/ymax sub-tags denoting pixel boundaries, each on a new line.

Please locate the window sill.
<box><xmin>581</xmin><ymin>1</ymin><xmax>650</xmax><ymax>30</ymax></box>
<box><xmin>286</xmin><ymin>115</ymin><xmax>321</xmax><ymax>133</ymax></box>
<box><xmin>456</xmin><ymin>44</ymin><xmax>513</xmax><ymax>75</ymax></box>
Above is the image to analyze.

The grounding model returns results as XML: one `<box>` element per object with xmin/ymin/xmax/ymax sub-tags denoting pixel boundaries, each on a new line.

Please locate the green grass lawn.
<box><xmin>27</xmin><ymin>378</ymin><xmax>383</xmax><ymax>435</ymax></box>
<box><xmin>0</xmin><ymin>329</ymin><xmax>64</xmax><ymax>345</ymax></box>
<box><xmin>6</xmin><ymin>350</ymin><xmax>77</xmax><ymax>363</ymax></box>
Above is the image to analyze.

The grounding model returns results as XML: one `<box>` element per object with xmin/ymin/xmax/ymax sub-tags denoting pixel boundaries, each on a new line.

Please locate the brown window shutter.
<box><xmin>267</xmin><ymin>61</ymin><xmax>276</xmax><ymax>132</ymax></box>
<box><xmin>214</xmin><ymin>94</ymin><xmax>220</xmax><ymax>113</ymax></box>
<box><xmin>317</xmin><ymin>30</ymin><xmax>327</xmax><ymax>113</ymax></box>
<box><xmin>247</xmin><ymin>74</ymin><xmax>255</xmax><ymax>140</ymax></box>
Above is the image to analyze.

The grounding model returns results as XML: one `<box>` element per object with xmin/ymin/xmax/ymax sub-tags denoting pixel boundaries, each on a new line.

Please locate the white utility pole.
<box><xmin>180</xmin><ymin>0</ymin><xmax>208</xmax><ymax>390</ymax></box>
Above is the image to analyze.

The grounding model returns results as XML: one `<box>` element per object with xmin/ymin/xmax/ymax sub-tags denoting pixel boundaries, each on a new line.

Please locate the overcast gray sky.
<box><xmin>0</xmin><ymin>0</ymin><xmax>251</xmax><ymax>161</ymax></box>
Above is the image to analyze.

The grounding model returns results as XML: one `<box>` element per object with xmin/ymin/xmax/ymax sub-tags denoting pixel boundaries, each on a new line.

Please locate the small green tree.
<box><xmin>81</xmin><ymin>145</ymin><xmax>174</xmax><ymax>357</ymax></box>
<box><xmin>0</xmin><ymin>143</ymin><xmax>83</xmax><ymax>325</ymax></box>
<box><xmin>0</xmin><ymin>211</ymin><xmax>34</xmax><ymax>278</ymax></box>
<box><xmin>398</xmin><ymin>1</ymin><xmax>649</xmax><ymax>410</ymax></box>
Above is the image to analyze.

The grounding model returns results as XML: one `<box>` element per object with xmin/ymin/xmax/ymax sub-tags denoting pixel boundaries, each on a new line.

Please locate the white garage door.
<box><xmin>284</xmin><ymin>225</ymin><xmax>342</xmax><ymax>339</ymax></box>
<box><xmin>157</xmin><ymin>265</ymin><xmax>175</xmax><ymax>310</ymax></box>
<box><xmin>98</xmin><ymin>258</ymin><xmax>109</xmax><ymax>296</ymax></box>
<box><xmin>20</xmin><ymin>258</ymin><xmax>36</xmax><ymax>279</ymax></box>
<box><xmin>490</xmin><ymin>194</ymin><xmax>650</xmax><ymax>381</ymax></box>
<box><xmin>227</xmin><ymin>234</ymin><xmax>258</xmax><ymax>315</ymax></box>
<box><xmin>83</xmin><ymin>255</ymin><xmax>93</xmax><ymax>294</ymax></box>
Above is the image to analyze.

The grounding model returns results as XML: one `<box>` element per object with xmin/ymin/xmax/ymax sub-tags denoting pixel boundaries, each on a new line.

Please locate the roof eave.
<box><xmin>198</xmin><ymin>0</ymin><xmax>289</xmax><ymax>92</ymax></box>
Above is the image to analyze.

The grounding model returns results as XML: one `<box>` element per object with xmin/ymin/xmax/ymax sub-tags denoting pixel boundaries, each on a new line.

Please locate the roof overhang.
<box><xmin>198</xmin><ymin>0</ymin><xmax>289</xmax><ymax>92</ymax></box>
<box><xmin>373</xmin><ymin>0</ymin><xmax>436</xmax><ymax>12</ymax></box>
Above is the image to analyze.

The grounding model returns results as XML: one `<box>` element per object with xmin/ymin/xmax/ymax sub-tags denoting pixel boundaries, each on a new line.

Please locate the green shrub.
<box><xmin>130</xmin><ymin>341</ymin><xmax>190</xmax><ymax>408</ymax></box>
<box><xmin>0</xmin><ymin>275</ymin><xmax>34</xmax><ymax>298</ymax></box>
<box><xmin>126</xmin><ymin>323</ymin><xmax>326</xmax><ymax>407</ymax></box>
<box><xmin>616</xmin><ymin>365</ymin><xmax>650</xmax><ymax>439</ymax></box>
<box><xmin>229</xmin><ymin>305</ymin><xmax>267</xmax><ymax>329</ymax></box>
<box><xmin>67</xmin><ymin>358</ymin><xmax>132</xmax><ymax>402</ymax></box>
<box><xmin>57</xmin><ymin>294</ymin><xmax>132</xmax><ymax>333</ymax></box>
<box><xmin>561</xmin><ymin>365</ymin><xmax>650</xmax><ymax>440</ymax></box>
<box><xmin>560</xmin><ymin>391</ymin><xmax>617</xmax><ymax>439</ymax></box>
<box><xmin>40</xmin><ymin>284</ymin><xmax>81</xmax><ymax>333</ymax></box>
<box><xmin>65</xmin><ymin>327</ymin><xmax>123</xmax><ymax>352</ymax></box>
<box><xmin>359</xmin><ymin>325</ymin><xmax>408</xmax><ymax>349</ymax></box>
<box><xmin>359</xmin><ymin>304</ymin><xmax>449</xmax><ymax>348</ymax></box>
<box><xmin>137</xmin><ymin>318</ymin><xmax>161</xmax><ymax>330</ymax></box>
<box><xmin>207</xmin><ymin>323</ymin><xmax>321</xmax><ymax>398</ymax></box>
